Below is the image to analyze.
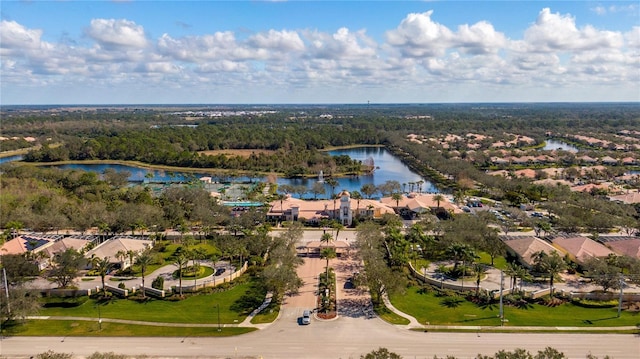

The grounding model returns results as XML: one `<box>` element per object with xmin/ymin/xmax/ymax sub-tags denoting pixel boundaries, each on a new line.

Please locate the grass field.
<box><xmin>39</xmin><ymin>279</ymin><xmax>265</xmax><ymax>325</ymax></box>
<box><xmin>4</xmin><ymin>320</ymin><xmax>256</xmax><ymax>337</ymax></box>
<box><xmin>390</xmin><ymin>286</ymin><xmax>640</xmax><ymax>328</ymax></box>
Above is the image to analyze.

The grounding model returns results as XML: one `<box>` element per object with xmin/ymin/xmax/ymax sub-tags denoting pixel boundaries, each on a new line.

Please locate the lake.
<box><xmin>542</xmin><ymin>139</ymin><xmax>579</xmax><ymax>152</ymax></box>
<box><xmin>40</xmin><ymin>147</ymin><xmax>438</xmax><ymax>198</ymax></box>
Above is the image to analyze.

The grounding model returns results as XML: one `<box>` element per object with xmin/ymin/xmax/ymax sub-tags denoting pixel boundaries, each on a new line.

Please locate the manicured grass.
<box><xmin>177</xmin><ymin>265</ymin><xmax>214</xmax><ymax>280</ymax></box>
<box><xmin>4</xmin><ymin>320</ymin><xmax>255</xmax><ymax>337</ymax></box>
<box><xmin>477</xmin><ymin>252</ymin><xmax>507</xmax><ymax>270</ymax></box>
<box><xmin>250</xmin><ymin>300</ymin><xmax>280</xmax><ymax>324</ymax></box>
<box><xmin>390</xmin><ymin>286</ymin><xmax>640</xmax><ymax>328</ymax></box>
<box><xmin>375</xmin><ymin>306</ymin><xmax>410</xmax><ymax>325</ymax></box>
<box><xmin>39</xmin><ymin>279</ymin><xmax>265</xmax><ymax>324</ymax></box>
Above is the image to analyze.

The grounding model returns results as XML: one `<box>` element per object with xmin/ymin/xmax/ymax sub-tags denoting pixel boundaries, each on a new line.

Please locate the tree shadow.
<box><xmin>440</xmin><ymin>297</ymin><xmax>464</xmax><ymax>308</ymax></box>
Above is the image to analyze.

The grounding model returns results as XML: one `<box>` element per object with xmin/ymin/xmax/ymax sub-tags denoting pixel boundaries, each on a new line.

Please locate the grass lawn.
<box><xmin>39</xmin><ymin>278</ymin><xmax>266</xmax><ymax>325</ymax></box>
<box><xmin>477</xmin><ymin>252</ymin><xmax>507</xmax><ymax>270</ymax></box>
<box><xmin>4</xmin><ymin>320</ymin><xmax>255</xmax><ymax>337</ymax></box>
<box><xmin>375</xmin><ymin>306</ymin><xmax>410</xmax><ymax>325</ymax></box>
<box><xmin>390</xmin><ymin>286</ymin><xmax>640</xmax><ymax>328</ymax></box>
<box><xmin>250</xmin><ymin>300</ymin><xmax>280</xmax><ymax>324</ymax></box>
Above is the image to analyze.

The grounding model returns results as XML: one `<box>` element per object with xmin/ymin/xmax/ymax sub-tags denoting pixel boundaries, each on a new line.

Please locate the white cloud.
<box><xmin>247</xmin><ymin>29</ymin><xmax>305</xmax><ymax>52</ymax></box>
<box><xmin>523</xmin><ymin>8</ymin><xmax>623</xmax><ymax>52</ymax></box>
<box><xmin>455</xmin><ymin>21</ymin><xmax>506</xmax><ymax>54</ymax></box>
<box><xmin>1</xmin><ymin>7</ymin><xmax>638</xmax><ymax>104</ymax></box>
<box><xmin>86</xmin><ymin>19</ymin><xmax>148</xmax><ymax>50</ymax></box>
<box><xmin>0</xmin><ymin>20</ymin><xmax>44</xmax><ymax>51</ymax></box>
<box><xmin>625</xmin><ymin>26</ymin><xmax>640</xmax><ymax>48</ymax></box>
<box><xmin>385</xmin><ymin>11</ymin><xmax>453</xmax><ymax>57</ymax></box>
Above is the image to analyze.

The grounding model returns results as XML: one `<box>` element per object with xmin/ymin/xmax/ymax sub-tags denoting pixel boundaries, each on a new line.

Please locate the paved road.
<box><xmin>2</xmin><ymin>332</ymin><xmax>638</xmax><ymax>358</ymax></box>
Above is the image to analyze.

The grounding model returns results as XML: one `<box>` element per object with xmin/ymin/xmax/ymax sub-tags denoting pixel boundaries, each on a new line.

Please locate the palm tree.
<box><xmin>391</xmin><ymin>192</ymin><xmax>403</xmax><ymax>213</ymax></box>
<box><xmin>135</xmin><ymin>250</ymin><xmax>154</xmax><ymax>298</ymax></box>
<box><xmin>325</xmin><ymin>178</ymin><xmax>339</xmax><ymax>199</ymax></box>
<box><xmin>331</xmin><ymin>221</ymin><xmax>345</xmax><ymax>240</ymax></box>
<box><xmin>433</xmin><ymin>194</ymin><xmax>444</xmax><ymax>212</ymax></box>
<box><xmin>320</xmin><ymin>232</ymin><xmax>333</xmax><ymax>247</ymax></box>
<box><xmin>473</xmin><ymin>263</ymin><xmax>486</xmax><ymax>295</ymax></box>
<box><xmin>92</xmin><ymin>256</ymin><xmax>113</xmax><ymax>295</ymax></box>
<box><xmin>504</xmin><ymin>262</ymin><xmax>519</xmax><ymax>291</ymax></box>
<box><xmin>417</xmin><ymin>180</ymin><xmax>424</xmax><ymax>193</ymax></box>
<box><xmin>539</xmin><ymin>252</ymin><xmax>566</xmax><ymax>296</ymax></box>
<box><xmin>320</xmin><ymin>247</ymin><xmax>337</xmax><ymax>282</ymax></box>
<box><xmin>174</xmin><ymin>253</ymin><xmax>188</xmax><ymax>296</ymax></box>
<box><xmin>351</xmin><ymin>191</ymin><xmax>362</xmax><ymax>218</ymax></box>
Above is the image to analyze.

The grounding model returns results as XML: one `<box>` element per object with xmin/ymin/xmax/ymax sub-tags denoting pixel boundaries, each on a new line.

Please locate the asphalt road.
<box><xmin>2</xmin><ymin>331</ymin><xmax>638</xmax><ymax>358</ymax></box>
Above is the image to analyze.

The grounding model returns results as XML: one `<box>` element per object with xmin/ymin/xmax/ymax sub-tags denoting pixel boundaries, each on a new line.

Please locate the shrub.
<box><xmin>571</xmin><ymin>298</ymin><xmax>618</xmax><ymax>308</ymax></box>
<box><xmin>117</xmin><ymin>282</ymin><xmax>126</xmax><ymax>290</ymax></box>
<box><xmin>151</xmin><ymin>276</ymin><xmax>164</xmax><ymax>290</ymax></box>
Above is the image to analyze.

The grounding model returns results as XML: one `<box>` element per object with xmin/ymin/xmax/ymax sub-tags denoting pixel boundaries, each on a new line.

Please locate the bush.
<box><xmin>151</xmin><ymin>276</ymin><xmax>164</xmax><ymax>290</ymax></box>
<box><xmin>571</xmin><ymin>298</ymin><xmax>618</xmax><ymax>308</ymax></box>
<box><xmin>118</xmin><ymin>282</ymin><xmax>126</xmax><ymax>290</ymax></box>
<box><xmin>36</xmin><ymin>351</ymin><xmax>72</xmax><ymax>359</ymax></box>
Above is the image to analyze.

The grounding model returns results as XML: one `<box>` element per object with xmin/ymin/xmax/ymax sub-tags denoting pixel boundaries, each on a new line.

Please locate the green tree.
<box><xmin>391</xmin><ymin>192</ymin><xmax>403</xmax><ymax>211</ymax></box>
<box><xmin>49</xmin><ymin>249</ymin><xmax>85</xmax><ymax>288</ymax></box>
<box><xmin>262</xmin><ymin>223</ymin><xmax>304</xmax><ymax>300</ymax></box>
<box><xmin>534</xmin><ymin>251</ymin><xmax>566</xmax><ymax>296</ymax></box>
<box><xmin>135</xmin><ymin>250</ymin><xmax>154</xmax><ymax>298</ymax></box>
<box><xmin>320</xmin><ymin>247</ymin><xmax>337</xmax><ymax>282</ymax></box>
<box><xmin>360</xmin><ymin>184</ymin><xmax>377</xmax><ymax>199</ymax></box>
<box><xmin>92</xmin><ymin>256</ymin><xmax>113</xmax><ymax>296</ymax></box>
<box><xmin>0</xmin><ymin>286</ymin><xmax>41</xmax><ymax>325</ymax></box>
<box><xmin>174</xmin><ymin>253</ymin><xmax>189</xmax><ymax>296</ymax></box>
<box><xmin>360</xmin><ymin>347</ymin><xmax>402</xmax><ymax>359</ymax></box>
<box><xmin>0</xmin><ymin>254</ymin><xmax>39</xmax><ymax>285</ymax></box>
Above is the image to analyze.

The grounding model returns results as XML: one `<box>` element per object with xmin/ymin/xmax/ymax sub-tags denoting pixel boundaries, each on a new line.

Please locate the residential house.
<box><xmin>502</xmin><ymin>236</ymin><xmax>562</xmax><ymax>268</ymax></box>
<box><xmin>84</xmin><ymin>237</ymin><xmax>153</xmax><ymax>269</ymax></box>
<box><xmin>551</xmin><ymin>235</ymin><xmax>614</xmax><ymax>264</ymax></box>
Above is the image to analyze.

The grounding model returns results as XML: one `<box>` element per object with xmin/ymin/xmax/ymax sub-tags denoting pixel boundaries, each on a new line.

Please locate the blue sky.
<box><xmin>1</xmin><ymin>1</ymin><xmax>638</xmax><ymax>104</ymax></box>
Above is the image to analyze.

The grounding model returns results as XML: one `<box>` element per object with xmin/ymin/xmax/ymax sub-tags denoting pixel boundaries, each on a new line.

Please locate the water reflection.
<box><xmin>39</xmin><ymin>147</ymin><xmax>438</xmax><ymax>198</ymax></box>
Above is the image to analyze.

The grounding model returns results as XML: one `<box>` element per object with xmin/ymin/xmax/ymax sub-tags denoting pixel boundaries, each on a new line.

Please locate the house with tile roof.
<box><xmin>601</xmin><ymin>237</ymin><xmax>640</xmax><ymax>259</ymax></box>
<box><xmin>609</xmin><ymin>191</ymin><xmax>640</xmax><ymax>204</ymax></box>
<box><xmin>502</xmin><ymin>236</ymin><xmax>562</xmax><ymax>268</ymax></box>
<box><xmin>84</xmin><ymin>237</ymin><xmax>153</xmax><ymax>269</ymax></box>
<box><xmin>0</xmin><ymin>235</ymin><xmax>52</xmax><ymax>255</ymax></box>
<box><xmin>379</xmin><ymin>193</ymin><xmax>462</xmax><ymax>216</ymax></box>
<box><xmin>266</xmin><ymin>191</ymin><xmax>395</xmax><ymax>227</ymax></box>
<box><xmin>551</xmin><ymin>235</ymin><xmax>614</xmax><ymax>264</ymax></box>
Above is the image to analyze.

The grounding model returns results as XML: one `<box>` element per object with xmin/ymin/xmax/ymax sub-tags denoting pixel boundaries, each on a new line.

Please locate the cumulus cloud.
<box><xmin>0</xmin><ymin>20</ymin><xmax>44</xmax><ymax>51</ymax></box>
<box><xmin>1</xmin><ymin>7</ymin><xmax>638</xmax><ymax>103</ymax></box>
<box><xmin>385</xmin><ymin>11</ymin><xmax>453</xmax><ymax>57</ymax></box>
<box><xmin>455</xmin><ymin>21</ymin><xmax>506</xmax><ymax>54</ymax></box>
<box><xmin>86</xmin><ymin>18</ymin><xmax>148</xmax><ymax>50</ymax></box>
<box><xmin>523</xmin><ymin>8</ymin><xmax>623</xmax><ymax>52</ymax></box>
<box><xmin>247</xmin><ymin>29</ymin><xmax>305</xmax><ymax>52</ymax></box>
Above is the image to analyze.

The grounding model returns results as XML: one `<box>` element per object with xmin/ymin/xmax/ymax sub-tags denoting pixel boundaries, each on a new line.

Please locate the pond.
<box><xmin>33</xmin><ymin>147</ymin><xmax>439</xmax><ymax>198</ymax></box>
<box><xmin>542</xmin><ymin>139</ymin><xmax>579</xmax><ymax>152</ymax></box>
<box><xmin>0</xmin><ymin>155</ymin><xmax>24</xmax><ymax>164</ymax></box>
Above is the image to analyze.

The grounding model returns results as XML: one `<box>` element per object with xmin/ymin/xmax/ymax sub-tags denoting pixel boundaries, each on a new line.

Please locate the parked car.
<box><xmin>301</xmin><ymin>310</ymin><xmax>311</xmax><ymax>325</ymax></box>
